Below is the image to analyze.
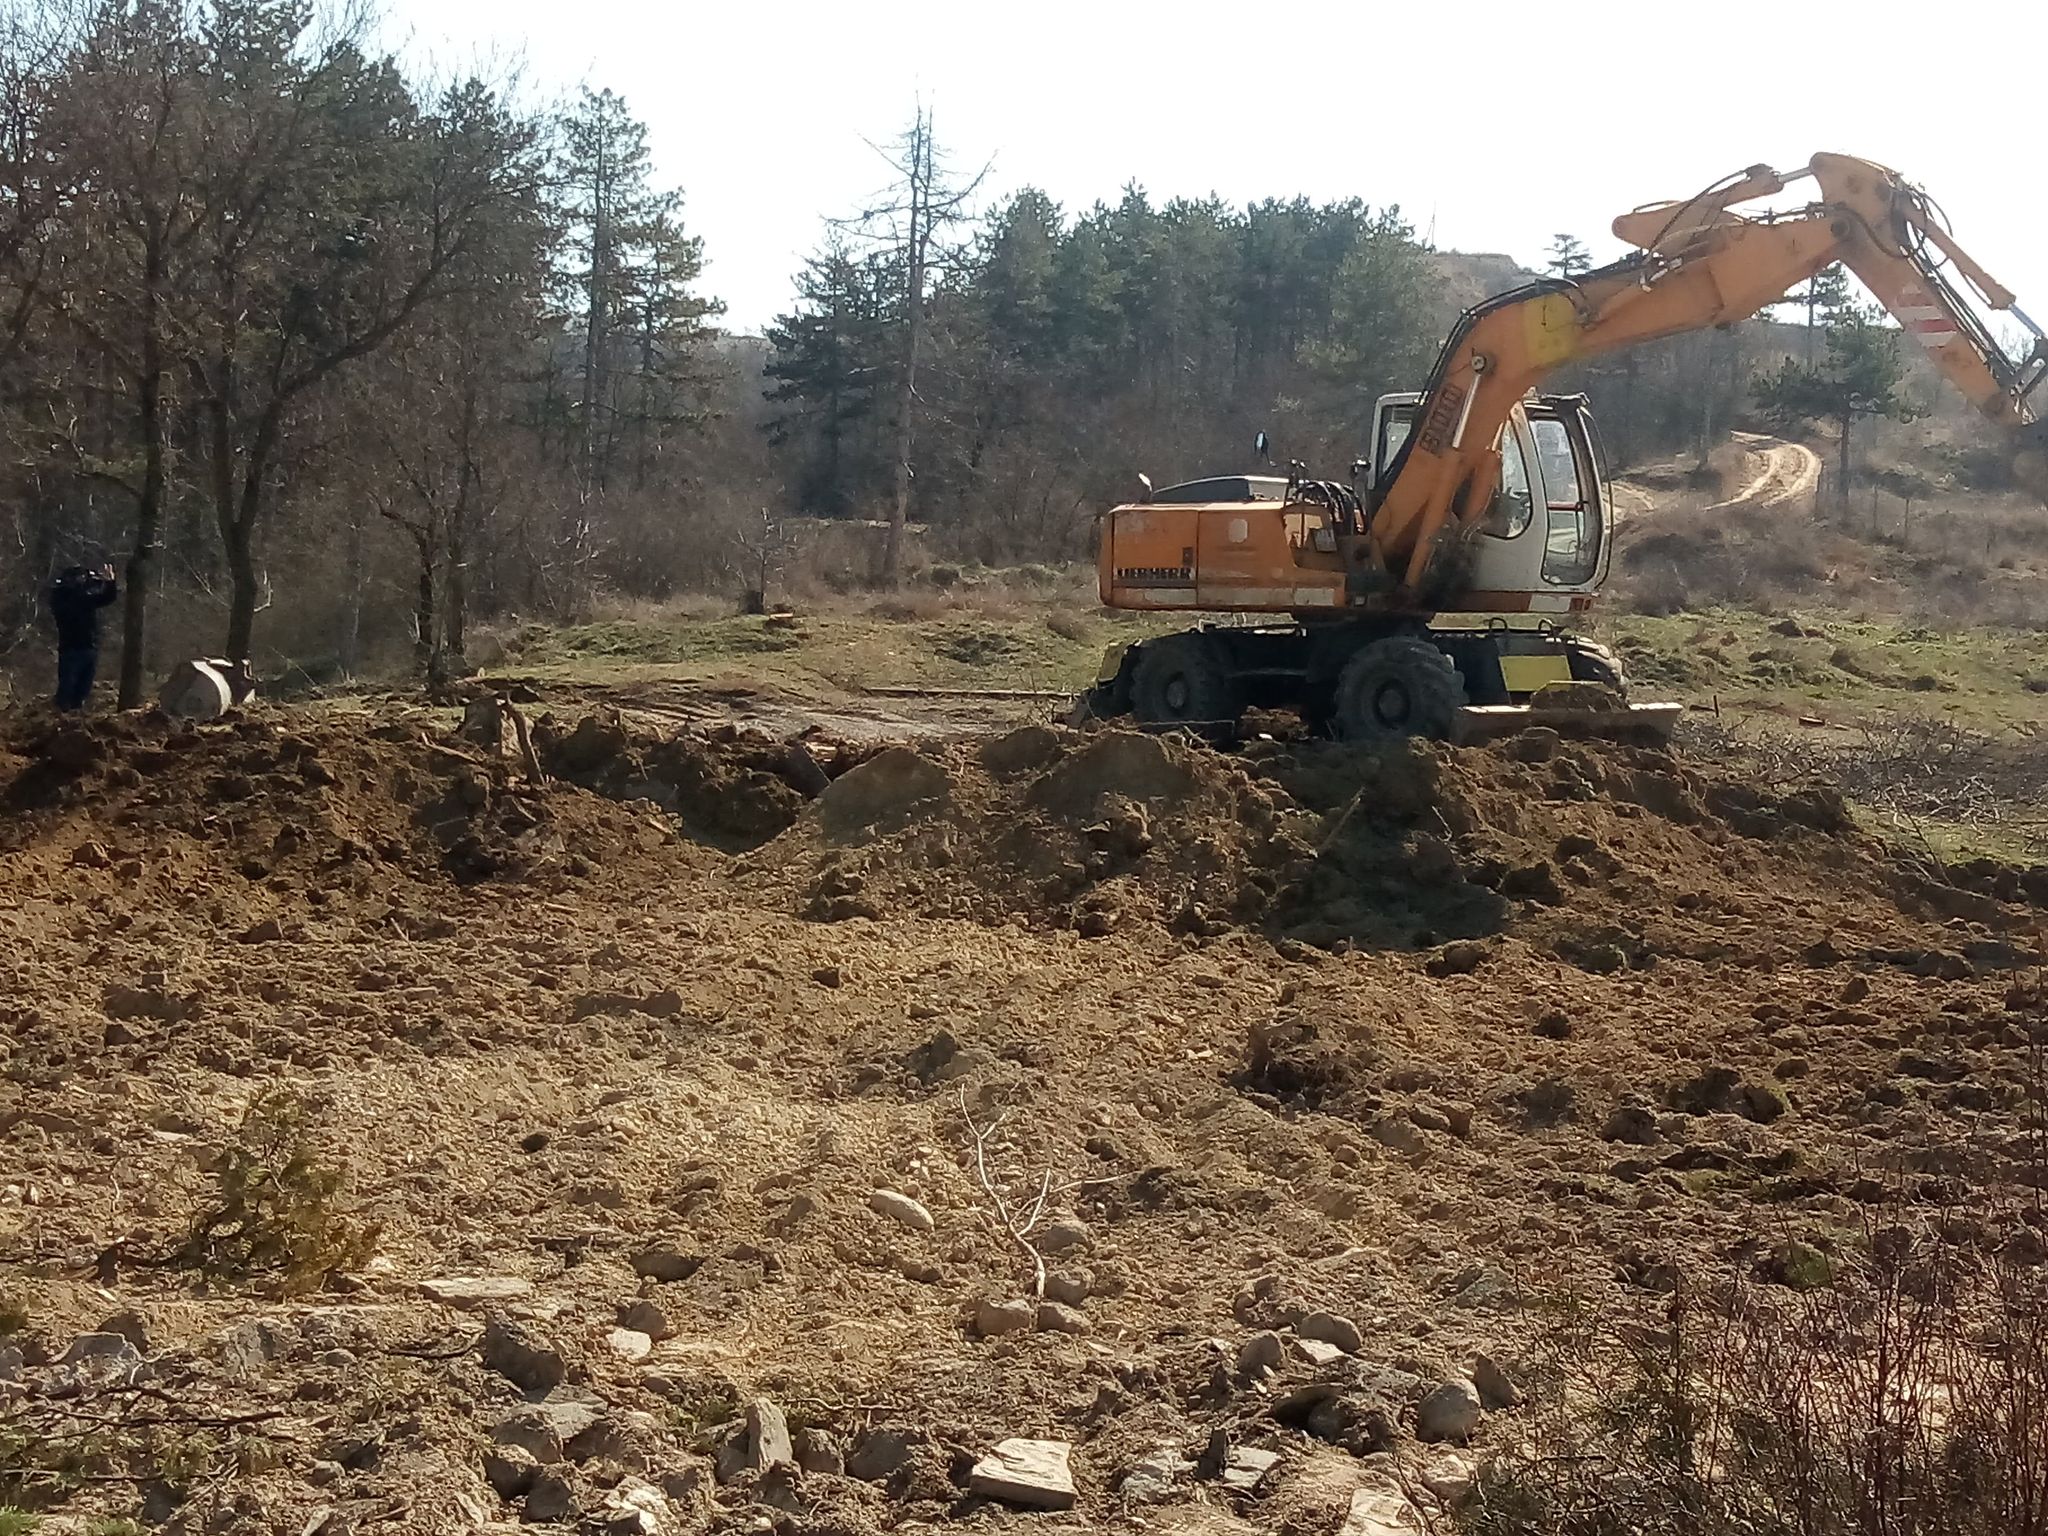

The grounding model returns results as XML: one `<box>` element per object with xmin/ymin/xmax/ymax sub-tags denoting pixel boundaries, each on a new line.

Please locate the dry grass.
<box><xmin>1461</xmin><ymin>997</ymin><xmax>2048</xmax><ymax>1536</ymax></box>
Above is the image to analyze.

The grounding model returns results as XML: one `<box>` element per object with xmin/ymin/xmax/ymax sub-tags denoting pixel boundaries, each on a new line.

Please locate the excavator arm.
<box><xmin>1369</xmin><ymin>153</ymin><xmax>2048</xmax><ymax>595</ymax></box>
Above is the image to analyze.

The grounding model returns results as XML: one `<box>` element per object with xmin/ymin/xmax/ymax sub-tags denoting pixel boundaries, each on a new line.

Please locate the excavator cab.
<box><xmin>1367</xmin><ymin>392</ymin><xmax>1611</xmax><ymax>609</ymax></box>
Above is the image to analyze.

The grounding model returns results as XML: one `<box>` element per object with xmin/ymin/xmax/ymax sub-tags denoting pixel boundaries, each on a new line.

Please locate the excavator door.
<box><xmin>1366</xmin><ymin>392</ymin><xmax>1610</xmax><ymax>608</ymax></box>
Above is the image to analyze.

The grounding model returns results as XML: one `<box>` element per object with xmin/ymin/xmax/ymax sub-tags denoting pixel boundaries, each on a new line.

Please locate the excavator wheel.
<box><xmin>1129</xmin><ymin>634</ymin><xmax>1243</xmax><ymax>735</ymax></box>
<box><xmin>1333</xmin><ymin>636</ymin><xmax>1467</xmax><ymax>741</ymax></box>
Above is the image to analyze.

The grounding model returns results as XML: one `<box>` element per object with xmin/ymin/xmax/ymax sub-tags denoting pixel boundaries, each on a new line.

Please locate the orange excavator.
<box><xmin>1081</xmin><ymin>153</ymin><xmax>2048</xmax><ymax>741</ymax></box>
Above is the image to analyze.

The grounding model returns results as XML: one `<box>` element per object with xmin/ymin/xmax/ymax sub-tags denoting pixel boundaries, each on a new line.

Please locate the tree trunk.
<box><xmin>340</xmin><ymin>503</ymin><xmax>365</xmax><ymax>677</ymax></box>
<box><xmin>119</xmin><ymin>369</ymin><xmax>165</xmax><ymax>709</ymax></box>
<box><xmin>886</xmin><ymin>119</ymin><xmax>927</xmax><ymax>587</ymax></box>
<box><xmin>1837</xmin><ymin>410</ymin><xmax>1853</xmax><ymax>506</ymax></box>
<box><xmin>218</xmin><ymin>403</ymin><xmax>283</xmax><ymax>663</ymax></box>
<box><xmin>413</xmin><ymin>530</ymin><xmax>438</xmax><ymax>680</ymax></box>
<box><xmin>118</xmin><ymin>244</ymin><xmax>168</xmax><ymax>710</ymax></box>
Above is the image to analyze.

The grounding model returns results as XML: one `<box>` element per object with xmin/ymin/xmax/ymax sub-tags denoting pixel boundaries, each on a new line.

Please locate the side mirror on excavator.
<box><xmin>1254</xmin><ymin>431</ymin><xmax>1272</xmax><ymax>465</ymax></box>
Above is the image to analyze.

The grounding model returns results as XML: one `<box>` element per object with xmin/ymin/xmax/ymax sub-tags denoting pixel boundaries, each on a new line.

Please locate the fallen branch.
<box><xmin>958</xmin><ymin>1088</ymin><xmax>1053</xmax><ymax>1300</ymax></box>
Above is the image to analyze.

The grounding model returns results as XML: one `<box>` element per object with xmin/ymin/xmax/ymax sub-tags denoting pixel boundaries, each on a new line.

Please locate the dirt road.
<box><xmin>1710</xmin><ymin>431</ymin><xmax>1823</xmax><ymax>511</ymax></box>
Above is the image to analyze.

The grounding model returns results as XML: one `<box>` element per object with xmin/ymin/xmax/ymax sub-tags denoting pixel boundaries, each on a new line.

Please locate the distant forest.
<box><xmin>0</xmin><ymin>1</ymin><xmax>1983</xmax><ymax>691</ymax></box>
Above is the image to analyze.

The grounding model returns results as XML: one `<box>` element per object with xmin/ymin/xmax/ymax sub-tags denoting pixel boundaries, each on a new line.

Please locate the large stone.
<box><xmin>482</xmin><ymin>1315</ymin><xmax>567</xmax><ymax>1395</ymax></box>
<box><xmin>523</xmin><ymin>1466</ymin><xmax>577</xmax><ymax>1523</ymax></box>
<box><xmin>483</xmin><ymin>1443</ymin><xmax>540</xmax><ymax>1499</ymax></box>
<box><xmin>969</xmin><ymin>1438</ymin><xmax>1077</xmax><ymax>1510</ymax></box>
<box><xmin>793</xmin><ymin>1427</ymin><xmax>844</xmax><ymax>1475</ymax></box>
<box><xmin>1045</xmin><ymin>1270</ymin><xmax>1091</xmax><ymax>1306</ymax></box>
<box><xmin>1415</xmin><ymin>1377</ymin><xmax>1484</xmax><ymax>1443</ymax></box>
<box><xmin>1296</xmin><ymin>1310</ymin><xmax>1363</xmax><ymax>1353</ymax></box>
<box><xmin>600</xmin><ymin>1475</ymin><xmax>672</xmax><ymax>1535</ymax></box>
<box><xmin>869</xmin><ymin>1188</ymin><xmax>935</xmax><ymax>1232</ymax></box>
<box><xmin>1293</xmin><ymin>1337</ymin><xmax>1347</xmax><ymax>1368</ymax></box>
<box><xmin>421</xmin><ymin>1274</ymin><xmax>533</xmax><ymax>1309</ymax></box>
<box><xmin>973</xmin><ymin>1296</ymin><xmax>1037</xmax><ymax>1338</ymax></box>
<box><xmin>721</xmin><ymin>1398</ymin><xmax>791</xmax><ymax>1476</ymax></box>
<box><xmin>1037</xmin><ymin>1217</ymin><xmax>1091</xmax><ymax>1254</ymax></box>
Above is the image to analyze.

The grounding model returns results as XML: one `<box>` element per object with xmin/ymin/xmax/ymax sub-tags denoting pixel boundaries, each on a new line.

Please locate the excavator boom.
<box><xmin>1370</xmin><ymin>153</ymin><xmax>2048</xmax><ymax>595</ymax></box>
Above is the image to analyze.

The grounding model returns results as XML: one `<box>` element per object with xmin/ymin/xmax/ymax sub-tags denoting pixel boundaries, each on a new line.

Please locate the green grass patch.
<box><xmin>1598</xmin><ymin>609</ymin><xmax>2048</xmax><ymax>729</ymax></box>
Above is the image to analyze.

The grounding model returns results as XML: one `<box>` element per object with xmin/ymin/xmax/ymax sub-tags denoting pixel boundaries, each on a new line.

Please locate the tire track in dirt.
<box><xmin>1710</xmin><ymin>431</ymin><xmax>1822</xmax><ymax>511</ymax></box>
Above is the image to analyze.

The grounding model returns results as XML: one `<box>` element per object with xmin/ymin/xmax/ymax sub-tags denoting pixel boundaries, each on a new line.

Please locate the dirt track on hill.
<box><xmin>3</xmin><ymin>704</ymin><xmax>2045</xmax><ymax>1533</ymax></box>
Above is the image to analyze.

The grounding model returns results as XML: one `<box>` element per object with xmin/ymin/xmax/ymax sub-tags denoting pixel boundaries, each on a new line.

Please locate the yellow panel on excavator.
<box><xmin>1523</xmin><ymin>292</ymin><xmax>1581</xmax><ymax>369</ymax></box>
<box><xmin>1498</xmin><ymin>653</ymin><xmax>1573</xmax><ymax>694</ymax></box>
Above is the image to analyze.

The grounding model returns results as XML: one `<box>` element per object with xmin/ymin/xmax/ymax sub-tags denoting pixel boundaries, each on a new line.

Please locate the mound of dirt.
<box><xmin>745</xmin><ymin>723</ymin><xmax>1938</xmax><ymax>968</ymax></box>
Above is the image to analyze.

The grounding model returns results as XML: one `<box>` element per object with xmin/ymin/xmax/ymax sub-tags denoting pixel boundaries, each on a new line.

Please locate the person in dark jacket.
<box><xmin>48</xmin><ymin>563</ymin><xmax>119</xmax><ymax>711</ymax></box>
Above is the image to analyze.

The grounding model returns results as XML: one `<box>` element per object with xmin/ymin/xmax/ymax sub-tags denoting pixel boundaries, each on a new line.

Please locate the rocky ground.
<box><xmin>2</xmin><ymin>701</ymin><xmax>2044</xmax><ymax>1535</ymax></box>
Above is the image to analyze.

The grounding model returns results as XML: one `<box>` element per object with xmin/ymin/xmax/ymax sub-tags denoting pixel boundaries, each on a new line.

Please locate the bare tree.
<box><xmin>838</xmin><ymin>103</ymin><xmax>987</xmax><ymax>585</ymax></box>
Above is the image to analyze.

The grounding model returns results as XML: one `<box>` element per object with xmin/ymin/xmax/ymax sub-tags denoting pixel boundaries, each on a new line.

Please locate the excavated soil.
<box><xmin>2</xmin><ymin>703</ymin><xmax>2045</xmax><ymax>1534</ymax></box>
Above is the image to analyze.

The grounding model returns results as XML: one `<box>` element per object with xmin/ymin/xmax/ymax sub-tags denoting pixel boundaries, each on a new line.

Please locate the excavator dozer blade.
<box><xmin>1450</xmin><ymin>700</ymin><xmax>1684</xmax><ymax>747</ymax></box>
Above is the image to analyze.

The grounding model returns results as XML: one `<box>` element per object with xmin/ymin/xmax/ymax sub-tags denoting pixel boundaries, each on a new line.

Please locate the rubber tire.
<box><xmin>1332</xmin><ymin>636</ymin><xmax>1468</xmax><ymax>741</ymax></box>
<box><xmin>1566</xmin><ymin>640</ymin><xmax>1626</xmax><ymax>691</ymax></box>
<box><xmin>1129</xmin><ymin>634</ymin><xmax>1243</xmax><ymax>732</ymax></box>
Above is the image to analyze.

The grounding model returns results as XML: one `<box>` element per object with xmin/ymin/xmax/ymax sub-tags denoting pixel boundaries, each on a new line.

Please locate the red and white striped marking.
<box><xmin>1896</xmin><ymin>287</ymin><xmax>1961</xmax><ymax>349</ymax></box>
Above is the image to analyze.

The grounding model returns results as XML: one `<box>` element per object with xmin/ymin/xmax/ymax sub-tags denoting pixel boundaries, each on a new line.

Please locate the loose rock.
<box><xmin>869</xmin><ymin>1188</ymin><xmax>935</xmax><ymax>1231</ymax></box>
<box><xmin>481</xmin><ymin>1315</ymin><xmax>567</xmax><ymax>1395</ymax></box>
<box><xmin>793</xmin><ymin>1427</ymin><xmax>844</xmax><ymax>1475</ymax></box>
<box><xmin>1338</xmin><ymin>1485</ymin><xmax>1427</xmax><ymax>1536</ymax></box>
<box><xmin>1472</xmin><ymin>1353</ymin><xmax>1518</xmax><ymax>1410</ymax></box>
<box><xmin>1415</xmin><ymin>1377</ymin><xmax>1484</xmax><ymax>1443</ymax></box>
<box><xmin>1297</xmin><ymin>1310</ymin><xmax>1363</xmax><ymax>1353</ymax></box>
<box><xmin>1120</xmin><ymin>1444</ymin><xmax>1192</xmax><ymax>1503</ymax></box>
<box><xmin>973</xmin><ymin>1296</ymin><xmax>1037</xmax><ymax>1338</ymax></box>
<box><xmin>607</xmin><ymin>1327</ymin><xmax>653</xmax><ymax>1362</ymax></box>
<box><xmin>630</xmin><ymin>1246</ymin><xmax>702</xmax><ymax>1283</ymax></box>
<box><xmin>420</xmin><ymin>1274</ymin><xmax>533</xmax><ymax>1309</ymax></box>
<box><xmin>1220</xmin><ymin>1445</ymin><xmax>1280</xmax><ymax>1492</ymax></box>
<box><xmin>1237</xmin><ymin>1330</ymin><xmax>1286</xmax><ymax>1377</ymax></box>
<box><xmin>1037</xmin><ymin>1216</ymin><xmax>1090</xmax><ymax>1253</ymax></box>
<box><xmin>1036</xmin><ymin>1301</ymin><xmax>1090</xmax><ymax>1335</ymax></box>
<box><xmin>969</xmin><ymin>1437</ymin><xmax>1078</xmax><ymax>1510</ymax></box>
<box><xmin>617</xmin><ymin>1298</ymin><xmax>674</xmax><ymax>1341</ymax></box>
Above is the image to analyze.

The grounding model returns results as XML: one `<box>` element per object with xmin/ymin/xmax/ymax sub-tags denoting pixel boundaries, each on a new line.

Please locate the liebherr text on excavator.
<box><xmin>1081</xmin><ymin>152</ymin><xmax>2048</xmax><ymax>742</ymax></box>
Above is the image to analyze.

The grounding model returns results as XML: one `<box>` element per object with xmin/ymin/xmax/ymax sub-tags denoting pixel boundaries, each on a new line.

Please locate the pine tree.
<box><xmin>1546</xmin><ymin>233</ymin><xmax>1592</xmax><ymax>278</ymax></box>
<box><xmin>1752</xmin><ymin>305</ymin><xmax>1916</xmax><ymax>498</ymax></box>
<box><xmin>764</xmin><ymin>239</ymin><xmax>893</xmax><ymax>516</ymax></box>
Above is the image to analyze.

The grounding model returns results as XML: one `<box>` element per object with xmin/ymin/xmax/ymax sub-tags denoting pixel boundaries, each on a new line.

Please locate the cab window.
<box><xmin>1532</xmin><ymin>415</ymin><xmax>1600</xmax><ymax>585</ymax></box>
<box><xmin>1484</xmin><ymin>425</ymin><xmax>1535</xmax><ymax>539</ymax></box>
<box><xmin>1375</xmin><ymin>405</ymin><xmax>1414</xmax><ymax>482</ymax></box>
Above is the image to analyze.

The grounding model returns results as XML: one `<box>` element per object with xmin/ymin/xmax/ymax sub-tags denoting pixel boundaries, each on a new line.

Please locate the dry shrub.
<box><xmin>1464</xmin><ymin>1008</ymin><xmax>2048</xmax><ymax>1536</ymax></box>
<box><xmin>182</xmin><ymin>1089</ymin><xmax>378</xmax><ymax>1293</ymax></box>
<box><xmin>1466</xmin><ymin>1229</ymin><xmax>2048</xmax><ymax>1536</ymax></box>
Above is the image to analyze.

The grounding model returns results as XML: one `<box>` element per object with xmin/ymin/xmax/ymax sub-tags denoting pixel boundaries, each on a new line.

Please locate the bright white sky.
<box><xmin>392</xmin><ymin>0</ymin><xmax>2048</xmax><ymax>340</ymax></box>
